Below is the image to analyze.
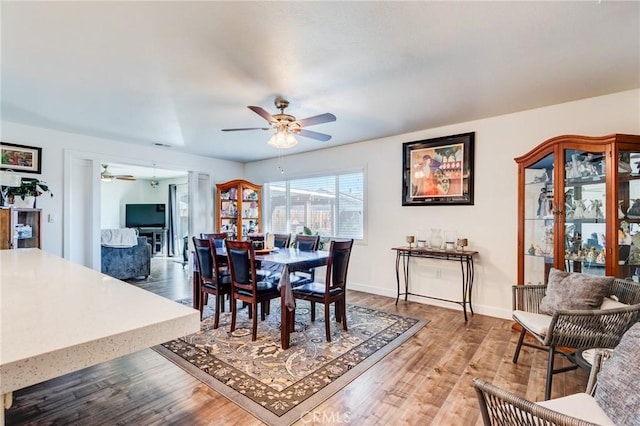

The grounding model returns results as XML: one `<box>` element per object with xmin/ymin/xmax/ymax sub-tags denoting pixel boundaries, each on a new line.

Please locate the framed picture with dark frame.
<box><xmin>402</xmin><ymin>132</ymin><xmax>475</xmax><ymax>206</ymax></box>
<box><xmin>1</xmin><ymin>142</ymin><xmax>42</xmax><ymax>174</ymax></box>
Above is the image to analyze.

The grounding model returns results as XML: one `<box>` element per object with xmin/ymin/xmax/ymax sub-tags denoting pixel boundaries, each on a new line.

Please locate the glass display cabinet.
<box><xmin>516</xmin><ymin>134</ymin><xmax>640</xmax><ymax>285</ymax></box>
<box><xmin>216</xmin><ymin>179</ymin><xmax>262</xmax><ymax>240</ymax></box>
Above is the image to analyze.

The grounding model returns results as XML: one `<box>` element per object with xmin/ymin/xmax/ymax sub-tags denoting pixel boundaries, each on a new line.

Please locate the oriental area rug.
<box><xmin>154</xmin><ymin>300</ymin><xmax>428</xmax><ymax>426</ymax></box>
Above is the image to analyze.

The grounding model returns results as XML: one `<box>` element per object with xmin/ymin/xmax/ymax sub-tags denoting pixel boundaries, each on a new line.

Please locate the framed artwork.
<box><xmin>402</xmin><ymin>132</ymin><xmax>475</xmax><ymax>206</ymax></box>
<box><xmin>1</xmin><ymin>142</ymin><xmax>42</xmax><ymax>174</ymax></box>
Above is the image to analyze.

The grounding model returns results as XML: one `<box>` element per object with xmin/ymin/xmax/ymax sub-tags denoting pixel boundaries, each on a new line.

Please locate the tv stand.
<box><xmin>137</xmin><ymin>228</ymin><xmax>166</xmax><ymax>256</ymax></box>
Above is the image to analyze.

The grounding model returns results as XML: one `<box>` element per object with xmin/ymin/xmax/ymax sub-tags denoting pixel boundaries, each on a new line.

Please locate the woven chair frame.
<box><xmin>473</xmin><ymin>378</ymin><xmax>601</xmax><ymax>426</ymax></box>
<box><xmin>512</xmin><ymin>279</ymin><xmax>640</xmax><ymax>349</ymax></box>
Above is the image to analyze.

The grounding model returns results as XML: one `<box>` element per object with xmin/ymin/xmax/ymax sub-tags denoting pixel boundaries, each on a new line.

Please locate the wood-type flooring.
<box><xmin>5</xmin><ymin>257</ymin><xmax>589</xmax><ymax>425</ymax></box>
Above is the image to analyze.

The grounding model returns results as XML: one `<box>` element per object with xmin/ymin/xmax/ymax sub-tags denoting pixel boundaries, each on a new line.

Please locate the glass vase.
<box><xmin>429</xmin><ymin>228</ymin><xmax>443</xmax><ymax>249</ymax></box>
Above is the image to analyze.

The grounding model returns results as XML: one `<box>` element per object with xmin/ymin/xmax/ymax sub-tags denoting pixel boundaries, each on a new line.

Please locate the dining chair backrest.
<box><xmin>325</xmin><ymin>239</ymin><xmax>354</xmax><ymax>291</ymax></box>
<box><xmin>205</xmin><ymin>235</ymin><xmax>228</xmax><ymax>273</ymax></box>
<box><xmin>225</xmin><ymin>240</ymin><xmax>257</xmax><ymax>292</ymax></box>
<box><xmin>201</xmin><ymin>232</ymin><xmax>228</xmax><ymax>249</ymax></box>
<box><xmin>272</xmin><ymin>233</ymin><xmax>291</xmax><ymax>249</ymax></box>
<box><xmin>295</xmin><ymin>234</ymin><xmax>320</xmax><ymax>252</ymax></box>
<box><xmin>193</xmin><ymin>236</ymin><xmax>214</xmax><ymax>281</ymax></box>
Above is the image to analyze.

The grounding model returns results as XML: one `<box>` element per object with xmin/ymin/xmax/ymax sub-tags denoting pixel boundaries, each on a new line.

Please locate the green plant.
<box><xmin>5</xmin><ymin>178</ymin><xmax>52</xmax><ymax>200</ymax></box>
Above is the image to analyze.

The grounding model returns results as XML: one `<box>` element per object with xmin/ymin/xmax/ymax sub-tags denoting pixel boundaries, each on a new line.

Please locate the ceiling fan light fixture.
<box><xmin>101</xmin><ymin>175</ymin><xmax>113</xmax><ymax>182</ymax></box>
<box><xmin>268</xmin><ymin>128</ymin><xmax>298</xmax><ymax>149</ymax></box>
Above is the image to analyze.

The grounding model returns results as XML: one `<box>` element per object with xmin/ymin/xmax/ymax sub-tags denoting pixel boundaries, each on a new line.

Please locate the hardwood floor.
<box><xmin>5</xmin><ymin>257</ymin><xmax>589</xmax><ymax>425</ymax></box>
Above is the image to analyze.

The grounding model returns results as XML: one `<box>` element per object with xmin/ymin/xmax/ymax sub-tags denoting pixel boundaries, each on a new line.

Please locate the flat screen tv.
<box><xmin>125</xmin><ymin>203</ymin><xmax>166</xmax><ymax>228</ymax></box>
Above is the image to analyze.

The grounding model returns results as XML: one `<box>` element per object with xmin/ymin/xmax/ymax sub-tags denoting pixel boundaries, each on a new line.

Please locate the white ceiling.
<box><xmin>2</xmin><ymin>1</ymin><xmax>639</xmax><ymax>164</ymax></box>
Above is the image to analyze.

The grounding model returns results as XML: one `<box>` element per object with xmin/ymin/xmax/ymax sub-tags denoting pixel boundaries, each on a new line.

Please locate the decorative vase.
<box><xmin>429</xmin><ymin>228</ymin><xmax>443</xmax><ymax>249</ymax></box>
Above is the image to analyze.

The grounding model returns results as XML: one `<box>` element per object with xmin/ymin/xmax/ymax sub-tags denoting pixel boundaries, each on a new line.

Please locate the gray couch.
<box><xmin>101</xmin><ymin>237</ymin><xmax>151</xmax><ymax>280</ymax></box>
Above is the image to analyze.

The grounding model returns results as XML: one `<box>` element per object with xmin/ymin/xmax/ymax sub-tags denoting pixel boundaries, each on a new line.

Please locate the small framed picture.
<box><xmin>402</xmin><ymin>132</ymin><xmax>475</xmax><ymax>206</ymax></box>
<box><xmin>1</xmin><ymin>142</ymin><xmax>42</xmax><ymax>174</ymax></box>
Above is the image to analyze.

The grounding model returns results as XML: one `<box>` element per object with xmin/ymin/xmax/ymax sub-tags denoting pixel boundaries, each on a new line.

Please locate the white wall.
<box><xmin>245</xmin><ymin>89</ymin><xmax>640</xmax><ymax>319</ymax></box>
<box><xmin>0</xmin><ymin>121</ymin><xmax>244</xmax><ymax>257</ymax></box>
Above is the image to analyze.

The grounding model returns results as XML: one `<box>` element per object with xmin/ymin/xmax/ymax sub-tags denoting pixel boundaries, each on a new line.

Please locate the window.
<box><xmin>264</xmin><ymin>171</ymin><xmax>365</xmax><ymax>240</ymax></box>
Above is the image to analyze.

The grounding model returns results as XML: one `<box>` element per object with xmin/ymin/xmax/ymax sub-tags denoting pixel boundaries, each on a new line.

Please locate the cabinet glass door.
<box><xmin>563</xmin><ymin>148</ymin><xmax>606</xmax><ymax>276</ymax></box>
<box><xmin>618</xmin><ymin>149</ymin><xmax>640</xmax><ymax>280</ymax></box>
<box><xmin>524</xmin><ymin>153</ymin><xmax>554</xmax><ymax>285</ymax></box>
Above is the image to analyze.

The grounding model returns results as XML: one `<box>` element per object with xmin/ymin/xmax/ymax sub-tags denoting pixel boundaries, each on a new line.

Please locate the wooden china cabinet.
<box><xmin>215</xmin><ymin>179</ymin><xmax>262</xmax><ymax>240</ymax></box>
<box><xmin>516</xmin><ymin>134</ymin><xmax>640</xmax><ymax>285</ymax></box>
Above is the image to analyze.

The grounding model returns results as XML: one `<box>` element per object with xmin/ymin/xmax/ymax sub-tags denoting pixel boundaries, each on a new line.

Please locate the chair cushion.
<box><xmin>539</xmin><ymin>268</ymin><xmax>614</xmax><ymax>315</ymax></box>
<box><xmin>236</xmin><ymin>281</ymin><xmax>278</xmax><ymax>297</ymax></box>
<box><xmin>594</xmin><ymin>323</ymin><xmax>640</xmax><ymax>425</ymax></box>
<box><xmin>536</xmin><ymin>393</ymin><xmax>614</xmax><ymax>426</ymax></box>
<box><xmin>512</xmin><ymin>310</ymin><xmax>551</xmax><ymax>337</ymax></box>
<box><xmin>600</xmin><ymin>296</ymin><xmax>628</xmax><ymax>310</ymax></box>
<box><xmin>292</xmin><ymin>282</ymin><xmax>343</xmax><ymax>297</ymax></box>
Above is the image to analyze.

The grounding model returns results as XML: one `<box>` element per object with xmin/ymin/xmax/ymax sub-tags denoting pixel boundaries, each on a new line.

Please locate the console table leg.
<box><xmin>468</xmin><ymin>258</ymin><xmax>475</xmax><ymax>315</ymax></box>
<box><xmin>403</xmin><ymin>252</ymin><xmax>410</xmax><ymax>302</ymax></box>
<box><xmin>459</xmin><ymin>258</ymin><xmax>468</xmax><ymax>321</ymax></box>
<box><xmin>395</xmin><ymin>251</ymin><xmax>401</xmax><ymax>305</ymax></box>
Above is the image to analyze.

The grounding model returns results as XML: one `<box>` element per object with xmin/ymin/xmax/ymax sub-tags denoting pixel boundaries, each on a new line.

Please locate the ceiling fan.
<box><xmin>101</xmin><ymin>164</ymin><xmax>136</xmax><ymax>182</ymax></box>
<box><xmin>221</xmin><ymin>97</ymin><xmax>336</xmax><ymax>147</ymax></box>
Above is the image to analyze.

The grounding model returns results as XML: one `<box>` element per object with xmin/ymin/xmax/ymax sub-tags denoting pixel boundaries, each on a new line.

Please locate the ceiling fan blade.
<box><xmin>248</xmin><ymin>106</ymin><xmax>275</xmax><ymax>123</ymax></box>
<box><xmin>221</xmin><ymin>127</ymin><xmax>271</xmax><ymax>132</ymax></box>
<box><xmin>115</xmin><ymin>176</ymin><xmax>136</xmax><ymax>181</ymax></box>
<box><xmin>297</xmin><ymin>129</ymin><xmax>332</xmax><ymax>142</ymax></box>
<box><xmin>296</xmin><ymin>113</ymin><xmax>336</xmax><ymax>128</ymax></box>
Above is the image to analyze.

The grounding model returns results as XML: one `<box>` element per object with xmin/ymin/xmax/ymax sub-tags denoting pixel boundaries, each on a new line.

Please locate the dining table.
<box><xmin>192</xmin><ymin>247</ymin><xmax>330</xmax><ymax>349</ymax></box>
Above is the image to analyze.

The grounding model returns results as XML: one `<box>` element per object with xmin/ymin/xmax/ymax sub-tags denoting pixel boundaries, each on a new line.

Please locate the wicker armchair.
<box><xmin>474</xmin><ymin>350</ymin><xmax>614</xmax><ymax>426</ymax></box>
<box><xmin>512</xmin><ymin>278</ymin><xmax>640</xmax><ymax>400</ymax></box>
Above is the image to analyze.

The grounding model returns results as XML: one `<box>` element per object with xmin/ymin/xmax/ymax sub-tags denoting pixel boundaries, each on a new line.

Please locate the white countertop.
<box><xmin>0</xmin><ymin>249</ymin><xmax>200</xmax><ymax>394</ymax></box>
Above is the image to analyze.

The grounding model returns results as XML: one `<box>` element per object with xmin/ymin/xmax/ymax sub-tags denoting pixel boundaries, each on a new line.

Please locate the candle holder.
<box><xmin>406</xmin><ymin>235</ymin><xmax>415</xmax><ymax>248</ymax></box>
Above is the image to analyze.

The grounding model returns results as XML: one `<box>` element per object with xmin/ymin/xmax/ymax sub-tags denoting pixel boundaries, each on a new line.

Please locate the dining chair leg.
<box><xmin>288</xmin><ymin>308</ymin><xmax>295</xmax><ymax>333</ymax></box>
<box><xmin>310</xmin><ymin>301</ymin><xmax>316</xmax><ymax>322</ymax></box>
<box><xmin>230</xmin><ymin>296</ymin><xmax>237</xmax><ymax>332</ymax></box>
<box><xmin>198</xmin><ymin>290</ymin><xmax>205</xmax><ymax>321</ymax></box>
<box><xmin>260</xmin><ymin>301</ymin><xmax>266</xmax><ymax>321</ymax></box>
<box><xmin>341</xmin><ymin>300</ymin><xmax>348</xmax><ymax>331</ymax></box>
<box><xmin>545</xmin><ymin>346</ymin><xmax>555</xmax><ymax>400</ymax></box>
<box><xmin>213</xmin><ymin>293</ymin><xmax>221</xmax><ymax>329</ymax></box>
<box><xmin>251</xmin><ymin>303</ymin><xmax>258</xmax><ymax>341</ymax></box>
<box><xmin>512</xmin><ymin>327</ymin><xmax>527</xmax><ymax>363</ymax></box>
<box><xmin>324</xmin><ymin>304</ymin><xmax>332</xmax><ymax>342</ymax></box>
<box><xmin>335</xmin><ymin>301</ymin><xmax>342</xmax><ymax>323</ymax></box>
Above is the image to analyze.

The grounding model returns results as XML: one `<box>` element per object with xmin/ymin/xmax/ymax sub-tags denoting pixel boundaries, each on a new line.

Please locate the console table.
<box><xmin>392</xmin><ymin>246</ymin><xmax>478</xmax><ymax>321</ymax></box>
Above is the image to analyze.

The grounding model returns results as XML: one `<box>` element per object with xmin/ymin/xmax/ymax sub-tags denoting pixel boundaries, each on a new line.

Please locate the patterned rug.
<box><xmin>154</xmin><ymin>299</ymin><xmax>428</xmax><ymax>425</ymax></box>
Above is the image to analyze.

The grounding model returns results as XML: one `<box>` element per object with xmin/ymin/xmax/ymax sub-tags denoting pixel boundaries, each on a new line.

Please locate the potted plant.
<box><xmin>3</xmin><ymin>177</ymin><xmax>52</xmax><ymax>208</ymax></box>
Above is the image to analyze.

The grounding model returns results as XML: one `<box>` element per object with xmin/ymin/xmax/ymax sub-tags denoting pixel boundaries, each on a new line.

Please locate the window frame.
<box><xmin>263</xmin><ymin>167</ymin><xmax>367</xmax><ymax>244</ymax></box>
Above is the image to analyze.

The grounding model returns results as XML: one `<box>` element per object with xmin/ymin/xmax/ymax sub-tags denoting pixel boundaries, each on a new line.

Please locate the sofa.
<box><xmin>101</xmin><ymin>236</ymin><xmax>151</xmax><ymax>280</ymax></box>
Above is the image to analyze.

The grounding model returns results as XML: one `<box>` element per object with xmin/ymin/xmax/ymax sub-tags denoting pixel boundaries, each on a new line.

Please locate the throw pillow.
<box><xmin>595</xmin><ymin>323</ymin><xmax>640</xmax><ymax>424</ymax></box>
<box><xmin>539</xmin><ymin>268</ymin><xmax>614</xmax><ymax>315</ymax></box>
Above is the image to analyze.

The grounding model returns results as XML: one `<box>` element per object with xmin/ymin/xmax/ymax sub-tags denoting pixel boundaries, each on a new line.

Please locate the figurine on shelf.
<box><xmin>584</xmin><ymin>199</ymin><xmax>604</xmax><ymax>219</ymax></box>
<box><xmin>596</xmin><ymin>250</ymin><xmax>606</xmax><ymax>264</ymax></box>
<box><xmin>586</xmin><ymin>247</ymin><xmax>597</xmax><ymax>263</ymax></box>
<box><xmin>619</xmin><ymin>221</ymin><xmax>632</xmax><ymax>245</ymax></box>
<box><xmin>573</xmin><ymin>199</ymin><xmax>586</xmax><ymax>219</ymax></box>
<box><xmin>629</xmin><ymin>233</ymin><xmax>640</xmax><ymax>265</ymax></box>
<box><xmin>534</xmin><ymin>245</ymin><xmax>544</xmax><ymax>256</ymax></box>
<box><xmin>566</xmin><ymin>153</ymin><xmax>581</xmax><ymax>179</ymax></box>
<box><xmin>619</xmin><ymin>200</ymin><xmax>626</xmax><ymax>219</ymax></box>
<box><xmin>542</xmin><ymin>225</ymin><xmax>554</xmax><ymax>255</ymax></box>
<box><xmin>532</xmin><ymin>170</ymin><xmax>549</xmax><ymax>184</ymax></box>
<box><xmin>564</xmin><ymin>189</ymin><xmax>574</xmax><ymax>219</ymax></box>
<box><xmin>528</xmin><ymin>244</ymin><xmax>536</xmax><ymax>255</ymax></box>
<box><xmin>627</xmin><ymin>199</ymin><xmax>640</xmax><ymax>219</ymax></box>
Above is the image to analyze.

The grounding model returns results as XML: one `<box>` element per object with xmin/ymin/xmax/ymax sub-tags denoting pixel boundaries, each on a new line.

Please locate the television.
<box><xmin>125</xmin><ymin>203</ymin><xmax>166</xmax><ymax>229</ymax></box>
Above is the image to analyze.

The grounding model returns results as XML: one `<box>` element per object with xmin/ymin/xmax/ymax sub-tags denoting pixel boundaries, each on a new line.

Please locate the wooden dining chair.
<box><xmin>192</xmin><ymin>236</ymin><xmax>232</xmax><ymax>327</ymax></box>
<box><xmin>200</xmin><ymin>232</ymin><xmax>228</xmax><ymax>249</ymax></box>
<box><xmin>292</xmin><ymin>239</ymin><xmax>354</xmax><ymax>342</ymax></box>
<box><xmin>225</xmin><ymin>240</ymin><xmax>281</xmax><ymax>341</ymax></box>
<box><xmin>291</xmin><ymin>234</ymin><xmax>321</xmax><ymax>286</ymax></box>
<box><xmin>272</xmin><ymin>233</ymin><xmax>291</xmax><ymax>249</ymax></box>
